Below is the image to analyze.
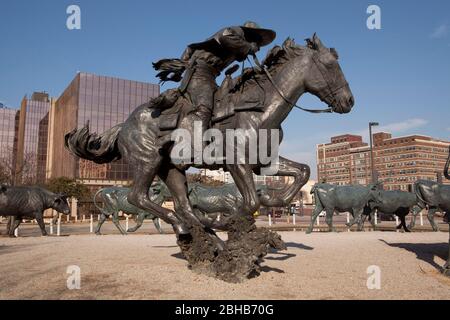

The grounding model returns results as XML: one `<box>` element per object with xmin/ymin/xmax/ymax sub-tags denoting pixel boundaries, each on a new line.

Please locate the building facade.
<box><xmin>317</xmin><ymin>132</ymin><xmax>450</xmax><ymax>190</ymax></box>
<box><xmin>15</xmin><ymin>92</ymin><xmax>51</xmax><ymax>184</ymax></box>
<box><xmin>317</xmin><ymin>134</ymin><xmax>372</xmax><ymax>186</ymax></box>
<box><xmin>373</xmin><ymin>132</ymin><xmax>450</xmax><ymax>190</ymax></box>
<box><xmin>0</xmin><ymin>105</ymin><xmax>19</xmax><ymax>184</ymax></box>
<box><xmin>47</xmin><ymin>72</ymin><xmax>159</xmax><ymax>189</ymax></box>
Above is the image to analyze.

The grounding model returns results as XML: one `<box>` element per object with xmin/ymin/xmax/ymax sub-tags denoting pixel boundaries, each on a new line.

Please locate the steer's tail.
<box><xmin>310</xmin><ymin>184</ymin><xmax>318</xmax><ymax>195</ymax></box>
<box><xmin>310</xmin><ymin>184</ymin><xmax>321</xmax><ymax>207</ymax></box>
<box><xmin>64</xmin><ymin>121</ymin><xmax>122</xmax><ymax>164</ymax></box>
<box><xmin>93</xmin><ymin>188</ymin><xmax>106</xmax><ymax>214</ymax></box>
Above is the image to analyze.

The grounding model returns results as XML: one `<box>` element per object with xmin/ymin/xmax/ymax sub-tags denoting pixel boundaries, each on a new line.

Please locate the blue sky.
<box><xmin>1</xmin><ymin>0</ymin><xmax>449</xmax><ymax>179</ymax></box>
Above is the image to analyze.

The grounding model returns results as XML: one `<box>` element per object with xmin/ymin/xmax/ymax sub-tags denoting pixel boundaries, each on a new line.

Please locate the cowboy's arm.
<box><xmin>218</xmin><ymin>27</ymin><xmax>258</xmax><ymax>61</ymax></box>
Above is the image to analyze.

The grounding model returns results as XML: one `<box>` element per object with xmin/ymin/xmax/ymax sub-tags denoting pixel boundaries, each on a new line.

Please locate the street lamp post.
<box><xmin>369</xmin><ymin>122</ymin><xmax>379</xmax><ymax>183</ymax></box>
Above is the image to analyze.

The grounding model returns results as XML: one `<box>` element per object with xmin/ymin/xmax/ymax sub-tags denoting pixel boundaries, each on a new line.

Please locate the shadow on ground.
<box><xmin>0</xmin><ymin>243</ymin><xmax>41</xmax><ymax>256</ymax></box>
<box><xmin>171</xmin><ymin>252</ymin><xmax>186</xmax><ymax>260</ymax></box>
<box><xmin>285</xmin><ymin>242</ymin><xmax>314</xmax><ymax>251</ymax></box>
<box><xmin>380</xmin><ymin>239</ymin><xmax>448</xmax><ymax>272</ymax></box>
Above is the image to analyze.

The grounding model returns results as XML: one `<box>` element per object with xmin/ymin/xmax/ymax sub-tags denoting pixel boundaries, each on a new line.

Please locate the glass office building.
<box><xmin>16</xmin><ymin>92</ymin><xmax>50</xmax><ymax>184</ymax></box>
<box><xmin>0</xmin><ymin>105</ymin><xmax>19</xmax><ymax>184</ymax></box>
<box><xmin>49</xmin><ymin>72</ymin><xmax>159</xmax><ymax>188</ymax></box>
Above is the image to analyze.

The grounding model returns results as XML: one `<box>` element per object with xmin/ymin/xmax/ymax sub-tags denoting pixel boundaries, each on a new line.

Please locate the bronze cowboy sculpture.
<box><xmin>153</xmin><ymin>21</ymin><xmax>276</xmax><ymax>160</ymax></box>
<box><xmin>65</xmin><ymin>22</ymin><xmax>355</xmax><ymax>282</ymax></box>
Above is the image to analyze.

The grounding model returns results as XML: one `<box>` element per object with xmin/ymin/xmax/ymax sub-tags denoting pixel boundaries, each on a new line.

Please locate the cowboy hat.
<box><xmin>240</xmin><ymin>21</ymin><xmax>276</xmax><ymax>47</ymax></box>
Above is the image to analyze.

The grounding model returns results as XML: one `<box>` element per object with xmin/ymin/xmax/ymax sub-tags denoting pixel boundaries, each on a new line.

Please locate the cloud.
<box><xmin>376</xmin><ymin>118</ymin><xmax>428</xmax><ymax>133</ymax></box>
<box><xmin>430</xmin><ymin>24</ymin><xmax>449</xmax><ymax>39</ymax></box>
<box><xmin>355</xmin><ymin>118</ymin><xmax>428</xmax><ymax>138</ymax></box>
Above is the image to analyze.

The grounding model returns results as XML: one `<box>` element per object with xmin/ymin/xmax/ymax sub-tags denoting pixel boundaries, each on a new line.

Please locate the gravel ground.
<box><xmin>0</xmin><ymin>231</ymin><xmax>449</xmax><ymax>300</ymax></box>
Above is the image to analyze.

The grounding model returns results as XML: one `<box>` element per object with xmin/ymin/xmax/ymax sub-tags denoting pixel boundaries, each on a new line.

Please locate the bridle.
<box><xmin>249</xmin><ymin>49</ymin><xmax>348</xmax><ymax>114</ymax></box>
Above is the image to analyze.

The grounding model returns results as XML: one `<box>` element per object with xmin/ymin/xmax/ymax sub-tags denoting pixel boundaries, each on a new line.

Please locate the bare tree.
<box><xmin>0</xmin><ymin>147</ymin><xmax>38</xmax><ymax>186</ymax></box>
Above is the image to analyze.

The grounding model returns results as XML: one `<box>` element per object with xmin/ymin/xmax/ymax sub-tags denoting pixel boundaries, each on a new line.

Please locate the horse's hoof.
<box><xmin>345</xmin><ymin>223</ymin><xmax>351</xmax><ymax>227</ymax></box>
<box><xmin>305</xmin><ymin>229</ymin><xmax>312</xmax><ymax>234</ymax></box>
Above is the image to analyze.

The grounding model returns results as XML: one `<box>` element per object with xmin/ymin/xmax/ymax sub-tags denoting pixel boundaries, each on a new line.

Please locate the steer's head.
<box><xmin>52</xmin><ymin>194</ymin><xmax>71</xmax><ymax>215</ymax></box>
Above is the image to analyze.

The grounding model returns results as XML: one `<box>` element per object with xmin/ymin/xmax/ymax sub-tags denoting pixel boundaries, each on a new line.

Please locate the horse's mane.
<box><xmin>232</xmin><ymin>38</ymin><xmax>307</xmax><ymax>92</ymax></box>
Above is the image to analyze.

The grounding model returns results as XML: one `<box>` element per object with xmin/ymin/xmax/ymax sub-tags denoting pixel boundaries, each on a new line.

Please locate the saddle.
<box><xmin>153</xmin><ymin>65</ymin><xmax>265</xmax><ymax>134</ymax></box>
<box><xmin>212</xmin><ymin>66</ymin><xmax>266</xmax><ymax>123</ymax></box>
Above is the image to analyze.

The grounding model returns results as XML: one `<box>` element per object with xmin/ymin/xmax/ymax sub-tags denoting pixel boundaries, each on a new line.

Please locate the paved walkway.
<box><xmin>0</xmin><ymin>231</ymin><xmax>449</xmax><ymax>299</ymax></box>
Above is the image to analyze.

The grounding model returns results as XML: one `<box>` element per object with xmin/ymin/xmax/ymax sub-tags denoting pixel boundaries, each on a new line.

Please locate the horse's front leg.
<box><xmin>227</xmin><ymin>163</ymin><xmax>260</xmax><ymax>218</ymax></box>
<box><xmin>259</xmin><ymin>156</ymin><xmax>310</xmax><ymax>208</ymax></box>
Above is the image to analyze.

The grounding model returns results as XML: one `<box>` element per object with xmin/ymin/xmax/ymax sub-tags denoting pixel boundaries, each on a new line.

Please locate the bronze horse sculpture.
<box><xmin>65</xmin><ymin>34</ymin><xmax>354</xmax><ymax>282</ymax></box>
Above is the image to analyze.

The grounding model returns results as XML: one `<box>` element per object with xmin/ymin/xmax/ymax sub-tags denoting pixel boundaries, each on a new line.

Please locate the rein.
<box><xmin>249</xmin><ymin>54</ymin><xmax>334</xmax><ymax>114</ymax></box>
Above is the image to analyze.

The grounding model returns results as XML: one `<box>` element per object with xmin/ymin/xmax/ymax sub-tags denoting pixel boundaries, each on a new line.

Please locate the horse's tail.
<box><xmin>64</xmin><ymin>121</ymin><xmax>122</xmax><ymax>164</ymax></box>
<box><xmin>444</xmin><ymin>146</ymin><xmax>450</xmax><ymax>180</ymax></box>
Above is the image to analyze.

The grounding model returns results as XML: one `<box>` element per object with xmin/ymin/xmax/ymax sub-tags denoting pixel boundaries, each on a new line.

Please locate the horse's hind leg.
<box><xmin>159</xmin><ymin>164</ymin><xmax>225</xmax><ymax>251</ymax></box>
<box><xmin>127</xmin><ymin>164</ymin><xmax>188</xmax><ymax>235</ymax></box>
<box><xmin>158</xmin><ymin>165</ymin><xmax>203</xmax><ymax>227</ymax></box>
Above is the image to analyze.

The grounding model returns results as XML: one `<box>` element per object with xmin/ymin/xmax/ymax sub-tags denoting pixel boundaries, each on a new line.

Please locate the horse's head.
<box><xmin>303</xmin><ymin>33</ymin><xmax>354</xmax><ymax>114</ymax></box>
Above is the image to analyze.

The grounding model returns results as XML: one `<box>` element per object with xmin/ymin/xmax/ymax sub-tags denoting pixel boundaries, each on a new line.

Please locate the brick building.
<box><xmin>373</xmin><ymin>132</ymin><xmax>449</xmax><ymax>190</ymax></box>
<box><xmin>317</xmin><ymin>134</ymin><xmax>372</xmax><ymax>186</ymax></box>
<box><xmin>317</xmin><ymin>132</ymin><xmax>450</xmax><ymax>190</ymax></box>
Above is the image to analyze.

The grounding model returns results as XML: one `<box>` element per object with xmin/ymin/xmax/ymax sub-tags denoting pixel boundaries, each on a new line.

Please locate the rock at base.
<box><xmin>177</xmin><ymin>216</ymin><xmax>286</xmax><ymax>283</ymax></box>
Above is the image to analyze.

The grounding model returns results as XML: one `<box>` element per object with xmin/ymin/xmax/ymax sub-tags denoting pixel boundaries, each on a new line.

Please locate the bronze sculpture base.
<box><xmin>444</xmin><ymin>229</ymin><xmax>450</xmax><ymax>277</ymax></box>
<box><xmin>177</xmin><ymin>216</ymin><xmax>286</xmax><ymax>283</ymax></box>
